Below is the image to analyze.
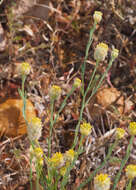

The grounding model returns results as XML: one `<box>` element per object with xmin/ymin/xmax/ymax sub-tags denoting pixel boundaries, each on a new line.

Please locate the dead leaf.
<box><xmin>96</xmin><ymin>87</ymin><xmax>124</xmax><ymax>114</ymax></box>
<box><xmin>0</xmin><ymin>99</ymin><xmax>36</xmax><ymax>137</ymax></box>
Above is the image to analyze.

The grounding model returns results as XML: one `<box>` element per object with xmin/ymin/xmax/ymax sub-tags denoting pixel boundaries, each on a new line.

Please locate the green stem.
<box><xmin>30</xmin><ymin>158</ymin><xmax>33</xmax><ymax>190</ymax></box>
<box><xmin>72</xmin><ymin>60</ymin><xmax>99</xmax><ymax>149</ymax></box>
<box><xmin>72</xmin><ymin>95</ymin><xmax>86</xmax><ymax>148</ymax></box>
<box><xmin>81</xmin><ymin>21</ymin><xmax>96</xmax><ymax>94</ymax></box>
<box><xmin>48</xmin><ymin>99</ymin><xmax>55</xmax><ymax>157</ymax></box>
<box><xmin>112</xmin><ymin>136</ymin><xmax>134</xmax><ymax>190</ymax></box>
<box><xmin>85</xmin><ymin>57</ymin><xmax>114</xmax><ymax>106</ymax></box>
<box><xmin>126</xmin><ymin>179</ymin><xmax>132</xmax><ymax>190</ymax></box>
<box><xmin>61</xmin><ymin>135</ymin><xmax>84</xmax><ymax>189</ymax></box>
<box><xmin>53</xmin><ymin>87</ymin><xmax>75</xmax><ymax>125</ymax></box>
<box><xmin>76</xmin><ymin>140</ymin><xmax>118</xmax><ymax>190</ymax></box>
<box><xmin>48</xmin><ymin>87</ymin><xmax>75</xmax><ymax>157</ymax></box>
<box><xmin>84</xmin><ymin>59</ymin><xmax>100</xmax><ymax>97</ymax></box>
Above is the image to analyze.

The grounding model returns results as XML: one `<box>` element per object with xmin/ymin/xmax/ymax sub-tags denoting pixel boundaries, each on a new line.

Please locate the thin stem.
<box><xmin>84</xmin><ymin>59</ymin><xmax>100</xmax><ymax>97</ymax></box>
<box><xmin>126</xmin><ymin>179</ymin><xmax>132</xmax><ymax>190</ymax></box>
<box><xmin>53</xmin><ymin>87</ymin><xmax>75</xmax><ymax>125</ymax></box>
<box><xmin>76</xmin><ymin>140</ymin><xmax>118</xmax><ymax>190</ymax></box>
<box><xmin>81</xmin><ymin>22</ymin><xmax>96</xmax><ymax>94</ymax></box>
<box><xmin>61</xmin><ymin>135</ymin><xmax>84</xmax><ymax>189</ymax></box>
<box><xmin>72</xmin><ymin>95</ymin><xmax>86</xmax><ymax>148</ymax></box>
<box><xmin>48</xmin><ymin>87</ymin><xmax>75</xmax><ymax>157</ymax></box>
<box><xmin>48</xmin><ymin>99</ymin><xmax>55</xmax><ymax>157</ymax></box>
<box><xmin>85</xmin><ymin>57</ymin><xmax>114</xmax><ymax>106</ymax></box>
<box><xmin>112</xmin><ymin>136</ymin><xmax>134</xmax><ymax>190</ymax></box>
<box><xmin>72</xmin><ymin>60</ymin><xmax>99</xmax><ymax>149</ymax></box>
<box><xmin>30</xmin><ymin>158</ymin><xmax>33</xmax><ymax>190</ymax></box>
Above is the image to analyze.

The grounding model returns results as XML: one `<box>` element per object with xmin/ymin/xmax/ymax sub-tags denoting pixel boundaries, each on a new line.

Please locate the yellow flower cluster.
<box><xmin>27</xmin><ymin>117</ymin><xmax>42</xmax><ymax>141</ymax></box>
<box><xmin>73</xmin><ymin>78</ymin><xmax>81</xmax><ymax>88</ymax></box>
<box><xmin>49</xmin><ymin>149</ymin><xmax>76</xmax><ymax>176</ymax></box>
<box><xmin>128</xmin><ymin>122</ymin><xmax>136</xmax><ymax>136</ymax></box>
<box><xmin>49</xmin><ymin>152</ymin><xmax>64</xmax><ymax>168</ymax></box>
<box><xmin>30</xmin><ymin>146</ymin><xmax>44</xmax><ymax>166</ymax></box>
<box><xmin>80</xmin><ymin>122</ymin><xmax>92</xmax><ymax>136</ymax></box>
<box><xmin>126</xmin><ymin>164</ymin><xmax>136</xmax><ymax>179</ymax></box>
<box><xmin>50</xmin><ymin>85</ymin><xmax>61</xmax><ymax>100</ymax></box>
<box><xmin>65</xmin><ymin>149</ymin><xmax>76</xmax><ymax>162</ymax></box>
<box><xmin>93</xmin><ymin>11</ymin><xmax>103</xmax><ymax>23</ymax></box>
<box><xmin>94</xmin><ymin>43</ymin><xmax>108</xmax><ymax>62</ymax></box>
<box><xmin>19</xmin><ymin>62</ymin><xmax>31</xmax><ymax>75</ymax></box>
<box><xmin>116</xmin><ymin>128</ymin><xmax>125</xmax><ymax>139</ymax></box>
<box><xmin>94</xmin><ymin>173</ymin><xmax>111</xmax><ymax>190</ymax></box>
<box><xmin>60</xmin><ymin>161</ymin><xmax>70</xmax><ymax>176</ymax></box>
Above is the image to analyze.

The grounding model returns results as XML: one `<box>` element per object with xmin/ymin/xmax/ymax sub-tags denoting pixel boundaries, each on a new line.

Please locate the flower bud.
<box><xmin>126</xmin><ymin>164</ymin><xmax>136</xmax><ymax>179</ymax></box>
<box><xmin>80</xmin><ymin>122</ymin><xmax>92</xmax><ymax>136</ymax></box>
<box><xmin>19</xmin><ymin>62</ymin><xmax>31</xmax><ymax>75</ymax></box>
<box><xmin>128</xmin><ymin>122</ymin><xmax>136</xmax><ymax>136</ymax></box>
<box><xmin>64</xmin><ymin>149</ymin><xmax>76</xmax><ymax>162</ymax></box>
<box><xmin>73</xmin><ymin>78</ymin><xmax>81</xmax><ymax>88</ymax></box>
<box><xmin>50</xmin><ymin>85</ymin><xmax>61</xmax><ymax>100</ymax></box>
<box><xmin>111</xmin><ymin>48</ymin><xmax>119</xmax><ymax>59</ymax></box>
<box><xmin>116</xmin><ymin>128</ymin><xmax>125</xmax><ymax>139</ymax></box>
<box><xmin>93</xmin><ymin>11</ymin><xmax>103</xmax><ymax>23</ymax></box>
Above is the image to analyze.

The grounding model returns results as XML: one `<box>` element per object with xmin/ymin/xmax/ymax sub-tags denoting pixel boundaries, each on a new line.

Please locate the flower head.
<box><xmin>60</xmin><ymin>161</ymin><xmax>70</xmax><ymax>176</ymax></box>
<box><xmin>30</xmin><ymin>146</ymin><xmax>44</xmax><ymax>165</ymax></box>
<box><xmin>116</xmin><ymin>128</ymin><xmax>125</xmax><ymax>139</ymax></box>
<box><xmin>94</xmin><ymin>43</ymin><xmax>108</xmax><ymax>62</ymax></box>
<box><xmin>50</xmin><ymin>85</ymin><xmax>61</xmax><ymax>100</ymax></box>
<box><xmin>73</xmin><ymin>78</ymin><xmax>81</xmax><ymax>88</ymax></box>
<box><xmin>126</xmin><ymin>164</ymin><xmax>136</xmax><ymax>179</ymax></box>
<box><xmin>19</xmin><ymin>62</ymin><xmax>31</xmax><ymax>75</ymax></box>
<box><xmin>94</xmin><ymin>173</ymin><xmax>111</xmax><ymax>190</ymax></box>
<box><xmin>27</xmin><ymin>117</ymin><xmax>42</xmax><ymax>141</ymax></box>
<box><xmin>80</xmin><ymin>122</ymin><xmax>92</xmax><ymax>136</ymax></box>
<box><xmin>111</xmin><ymin>48</ymin><xmax>119</xmax><ymax>60</ymax></box>
<box><xmin>93</xmin><ymin>11</ymin><xmax>103</xmax><ymax>23</ymax></box>
<box><xmin>128</xmin><ymin>122</ymin><xmax>136</xmax><ymax>136</ymax></box>
<box><xmin>65</xmin><ymin>149</ymin><xmax>76</xmax><ymax>162</ymax></box>
<box><xmin>49</xmin><ymin>152</ymin><xmax>64</xmax><ymax>168</ymax></box>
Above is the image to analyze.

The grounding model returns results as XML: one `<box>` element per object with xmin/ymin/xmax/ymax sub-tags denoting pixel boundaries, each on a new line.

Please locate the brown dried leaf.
<box><xmin>96</xmin><ymin>87</ymin><xmax>124</xmax><ymax>114</ymax></box>
<box><xmin>0</xmin><ymin>99</ymin><xmax>36</xmax><ymax>137</ymax></box>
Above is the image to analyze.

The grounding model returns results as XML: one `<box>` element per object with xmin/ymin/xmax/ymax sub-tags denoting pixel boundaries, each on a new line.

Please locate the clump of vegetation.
<box><xmin>18</xmin><ymin>10</ymin><xmax>136</xmax><ymax>190</ymax></box>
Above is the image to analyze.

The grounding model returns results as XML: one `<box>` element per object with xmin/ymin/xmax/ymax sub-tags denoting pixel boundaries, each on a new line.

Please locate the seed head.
<box><xmin>27</xmin><ymin>117</ymin><xmax>42</xmax><ymax>141</ymax></box>
<box><xmin>94</xmin><ymin>43</ymin><xmax>108</xmax><ymax>62</ymax></box>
